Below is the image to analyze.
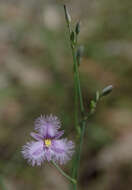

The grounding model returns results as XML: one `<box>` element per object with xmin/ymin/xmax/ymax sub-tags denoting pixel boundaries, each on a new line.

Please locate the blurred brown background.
<box><xmin>0</xmin><ymin>0</ymin><xmax>132</xmax><ymax>190</ymax></box>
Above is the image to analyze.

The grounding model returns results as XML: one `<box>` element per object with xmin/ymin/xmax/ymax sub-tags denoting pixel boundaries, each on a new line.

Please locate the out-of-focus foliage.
<box><xmin>0</xmin><ymin>0</ymin><xmax>132</xmax><ymax>190</ymax></box>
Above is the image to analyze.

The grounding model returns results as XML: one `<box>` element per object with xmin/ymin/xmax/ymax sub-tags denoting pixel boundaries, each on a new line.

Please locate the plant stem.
<box><xmin>51</xmin><ymin>161</ymin><xmax>76</xmax><ymax>184</ymax></box>
<box><xmin>64</xmin><ymin>5</ymin><xmax>79</xmax><ymax>135</ymax></box>
<box><xmin>64</xmin><ymin>5</ymin><xmax>86</xmax><ymax>190</ymax></box>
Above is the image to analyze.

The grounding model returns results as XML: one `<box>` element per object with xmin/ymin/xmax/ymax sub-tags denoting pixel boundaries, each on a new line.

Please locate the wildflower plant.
<box><xmin>22</xmin><ymin>4</ymin><xmax>113</xmax><ymax>190</ymax></box>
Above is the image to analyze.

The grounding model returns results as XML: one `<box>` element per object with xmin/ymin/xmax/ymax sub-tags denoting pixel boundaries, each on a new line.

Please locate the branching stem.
<box><xmin>64</xmin><ymin>5</ymin><xmax>86</xmax><ymax>190</ymax></box>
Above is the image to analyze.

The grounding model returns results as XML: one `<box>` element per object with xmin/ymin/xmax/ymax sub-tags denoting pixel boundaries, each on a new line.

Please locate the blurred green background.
<box><xmin>0</xmin><ymin>0</ymin><xmax>132</xmax><ymax>190</ymax></box>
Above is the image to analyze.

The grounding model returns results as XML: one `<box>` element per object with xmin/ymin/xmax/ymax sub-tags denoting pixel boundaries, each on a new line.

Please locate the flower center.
<box><xmin>44</xmin><ymin>139</ymin><xmax>51</xmax><ymax>147</ymax></box>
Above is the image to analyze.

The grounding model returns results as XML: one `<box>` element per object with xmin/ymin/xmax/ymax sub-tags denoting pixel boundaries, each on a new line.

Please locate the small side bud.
<box><xmin>90</xmin><ymin>100</ymin><xmax>97</xmax><ymax>114</ymax></box>
<box><xmin>76</xmin><ymin>46</ymin><xmax>84</xmax><ymax>58</ymax></box>
<box><xmin>101</xmin><ymin>85</ymin><xmax>113</xmax><ymax>96</ymax></box>
<box><xmin>64</xmin><ymin>5</ymin><xmax>71</xmax><ymax>23</ymax></box>
<box><xmin>75</xmin><ymin>22</ymin><xmax>80</xmax><ymax>35</ymax></box>
<box><xmin>70</xmin><ymin>31</ymin><xmax>75</xmax><ymax>43</ymax></box>
<box><xmin>76</xmin><ymin>46</ymin><xmax>84</xmax><ymax>65</ymax></box>
<box><xmin>90</xmin><ymin>100</ymin><xmax>96</xmax><ymax>109</ymax></box>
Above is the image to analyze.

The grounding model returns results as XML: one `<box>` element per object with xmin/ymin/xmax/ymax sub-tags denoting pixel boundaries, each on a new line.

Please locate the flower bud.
<box><xmin>75</xmin><ymin>22</ymin><xmax>80</xmax><ymax>35</ymax></box>
<box><xmin>77</xmin><ymin>46</ymin><xmax>84</xmax><ymax>57</ymax></box>
<box><xmin>90</xmin><ymin>100</ymin><xmax>96</xmax><ymax>114</ymax></box>
<box><xmin>76</xmin><ymin>46</ymin><xmax>84</xmax><ymax>65</ymax></box>
<box><xmin>101</xmin><ymin>85</ymin><xmax>113</xmax><ymax>96</ymax></box>
<box><xmin>70</xmin><ymin>31</ymin><xmax>75</xmax><ymax>43</ymax></box>
<box><xmin>64</xmin><ymin>5</ymin><xmax>71</xmax><ymax>23</ymax></box>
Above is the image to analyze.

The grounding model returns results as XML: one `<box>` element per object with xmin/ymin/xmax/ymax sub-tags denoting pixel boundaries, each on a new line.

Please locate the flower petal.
<box><xmin>30</xmin><ymin>132</ymin><xmax>43</xmax><ymax>141</ymax></box>
<box><xmin>35</xmin><ymin>114</ymin><xmax>61</xmax><ymax>138</ymax></box>
<box><xmin>44</xmin><ymin>148</ymin><xmax>54</xmax><ymax>162</ymax></box>
<box><xmin>51</xmin><ymin>139</ymin><xmax>75</xmax><ymax>165</ymax></box>
<box><xmin>54</xmin><ymin>130</ymin><xmax>64</xmax><ymax>139</ymax></box>
<box><xmin>22</xmin><ymin>141</ymin><xmax>44</xmax><ymax>166</ymax></box>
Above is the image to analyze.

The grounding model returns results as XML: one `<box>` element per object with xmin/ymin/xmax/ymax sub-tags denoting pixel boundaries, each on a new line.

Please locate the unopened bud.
<box><xmin>75</xmin><ymin>22</ymin><xmax>80</xmax><ymax>35</ymax></box>
<box><xmin>90</xmin><ymin>100</ymin><xmax>96</xmax><ymax>114</ymax></box>
<box><xmin>64</xmin><ymin>5</ymin><xmax>71</xmax><ymax>23</ymax></box>
<box><xmin>90</xmin><ymin>100</ymin><xmax>96</xmax><ymax>109</ymax></box>
<box><xmin>101</xmin><ymin>85</ymin><xmax>113</xmax><ymax>96</ymax></box>
<box><xmin>70</xmin><ymin>31</ymin><xmax>75</xmax><ymax>43</ymax></box>
<box><xmin>76</xmin><ymin>46</ymin><xmax>84</xmax><ymax>65</ymax></box>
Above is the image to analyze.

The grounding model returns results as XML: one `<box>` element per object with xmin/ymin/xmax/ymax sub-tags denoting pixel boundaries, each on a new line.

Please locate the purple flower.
<box><xmin>22</xmin><ymin>114</ymin><xmax>74</xmax><ymax>166</ymax></box>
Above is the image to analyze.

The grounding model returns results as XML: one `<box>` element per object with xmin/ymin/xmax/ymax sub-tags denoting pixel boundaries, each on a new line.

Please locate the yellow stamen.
<box><xmin>44</xmin><ymin>139</ymin><xmax>51</xmax><ymax>147</ymax></box>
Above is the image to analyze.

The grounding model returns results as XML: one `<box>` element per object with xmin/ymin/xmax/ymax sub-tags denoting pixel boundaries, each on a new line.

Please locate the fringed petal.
<box><xmin>22</xmin><ymin>141</ymin><xmax>44</xmax><ymax>166</ymax></box>
<box><xmin>51</xmin><ymin>139</ymin><xmax>75</xmax><ymax>165</ymax></box>
<box><xmin>35</xmin><ymin>115</ymin><xmax>61</xmax><ymax>138</ymax></box>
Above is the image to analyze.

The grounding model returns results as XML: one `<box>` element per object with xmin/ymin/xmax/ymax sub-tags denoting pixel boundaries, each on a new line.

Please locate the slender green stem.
<box><xmin>71</xmin><ymin>47</ymin><xmax>86</xmax><ymax>190</ymax></box>
<box><xmin>51</xmin><ymin>161</ymin><xmax>76</xmax><ymax>184</ymax></box>
<box><xmin>64</xmin><ymin>4</ymin><xmax>84</xmax><ymax>122</ymax></box>
<box><xmin>72</xmin><ymin>48</ymin><xmax>84</xmax><ymax>114</ymax></box>
<box><xmin>74</xmin><ymin>75</ymin><xmax>79</xmax><ymax>134</ymax></box>
<box><xmin>64</xmin><ymin>5</ymin><xmax>87</xmax><ymax>190</ymax></box>
<box><xmin>64</xmin><ymin>10</ymin><xmax>84</xmax><ymax>115</ymax></box>
<box><xmin>64</xmin><ymin>5</ymin><xmax>79</xmax><ymax>136</ymax></box>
